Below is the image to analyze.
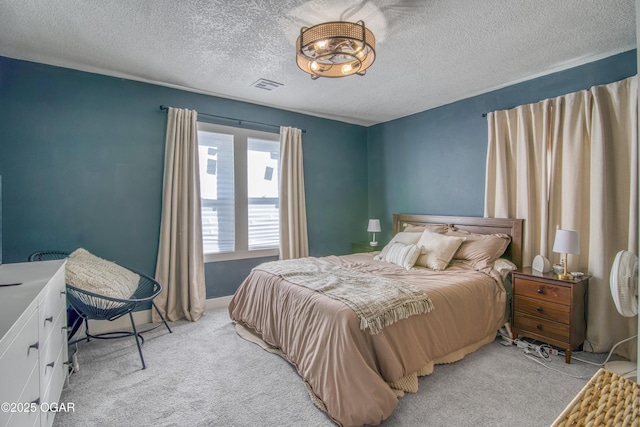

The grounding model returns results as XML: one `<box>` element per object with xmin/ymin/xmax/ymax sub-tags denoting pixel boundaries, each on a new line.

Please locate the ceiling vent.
<box><xmin>250</xmin><ymin>78</ymin><xmax>283</xmax><ymax>91</ymax></box>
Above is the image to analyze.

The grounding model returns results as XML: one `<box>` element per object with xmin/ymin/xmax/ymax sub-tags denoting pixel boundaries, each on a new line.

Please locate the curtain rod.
<box><xmin>159</xmin><ymin>105</ymin><xmax>306</xmax><ymax>133</ymax></box>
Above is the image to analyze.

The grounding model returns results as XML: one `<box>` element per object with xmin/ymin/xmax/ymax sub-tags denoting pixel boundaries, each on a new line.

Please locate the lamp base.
<box><xmin>556</xmin><ymin>272</ymin><xmax>574</xmax><ymax>280</ymax></box>
<box><xmin>369</xmin><ymin>241</ymin><xmax>379</xmax><ymax>247</ymax></box>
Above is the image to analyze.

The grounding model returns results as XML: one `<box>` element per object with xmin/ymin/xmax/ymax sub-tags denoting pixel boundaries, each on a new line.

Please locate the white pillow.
<box><xmin>374</xmin><ymin>232</ymin><xmax>422</xmax><ymax>261</ymax></box>
<box><xmin>380</xmin><ymin>242</ymin><xmax>421</xmax><ymax>270</ymax></box>
<box><xmin>416</xmin><ymin>230</ymin><xmax>465</xmax><ymax>271</ymax></box>
<box><xmin>66</xmin><ymin>248</ymin><xmax>139</xmax><ymax>299</ymax></box>
<box><xmin>493</xmin><ymin>258</ymin><xmax>518</xmax><ymax>279</ymax></box>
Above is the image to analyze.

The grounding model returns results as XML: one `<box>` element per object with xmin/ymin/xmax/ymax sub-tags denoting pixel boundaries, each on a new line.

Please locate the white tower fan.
<box><xmin>605</xmin><ymin>250</ymin><xmax>638</xmax><ymax>380</ymax></box>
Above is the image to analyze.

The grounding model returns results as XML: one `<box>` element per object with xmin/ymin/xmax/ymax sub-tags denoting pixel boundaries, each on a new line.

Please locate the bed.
<box><xmin>228</xmin><ymin>214</ymin><xmax>523</xmax><ymax>426</ymax></box>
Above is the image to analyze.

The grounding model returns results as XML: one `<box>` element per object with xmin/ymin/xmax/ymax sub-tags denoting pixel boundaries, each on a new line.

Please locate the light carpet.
<box><xmin>53</xmin><ymin>309</ymin><xmax>609</xmax><ymax>427</ymax></box>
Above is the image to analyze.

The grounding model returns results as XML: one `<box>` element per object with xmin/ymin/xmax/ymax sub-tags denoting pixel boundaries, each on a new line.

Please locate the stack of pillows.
<box><xmin>374</xmin><ymin>224</ymin><xmax>513</xmax><ymax>273</ymax></box>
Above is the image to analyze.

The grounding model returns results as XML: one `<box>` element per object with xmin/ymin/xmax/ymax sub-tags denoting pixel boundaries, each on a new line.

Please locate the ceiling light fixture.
<box><xmin>296</xmin><ymin>20</ymin><xmax>376</xmax><ymax>80</ymax></box>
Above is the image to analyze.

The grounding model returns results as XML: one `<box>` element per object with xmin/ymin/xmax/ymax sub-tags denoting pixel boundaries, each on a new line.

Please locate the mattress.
<box><xmin>228</xmin><ymin>253</ymin><xmax>507</xmax><ymax>426</ymax></box>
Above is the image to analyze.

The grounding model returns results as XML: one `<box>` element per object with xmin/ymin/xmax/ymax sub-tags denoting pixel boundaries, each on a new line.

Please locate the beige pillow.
<box><xmin>380</xmin><ymin>242</ymin><xmax>421</xmax><ymax>270</ymax></box>
<box><xmin>374</xmin><ymin>231</ymin><xmax>422</xmax><ymax>260</ymax></box>
<box><xmin>493</xmin><ymin>258</ymin><xmax>518</xmax><ymax>280</ymax></box>
<box><xmin>416</xmin><ymin>230</ymin><xmax>465</xmax><ymax>270</ymax></box>
<box><xmin>445</xmin><ymin>229</ymin><xmax>512</xmax><ymax>270</ymax></box>
<box><xmin>66</xmin><ymin>248</ymin><xmax>139</xmax><ymax>299</ymax></box>
<box><xmin>402</xmin><ymin>224</ymin><xmax>448</xmax><ymax>233</ymax></box>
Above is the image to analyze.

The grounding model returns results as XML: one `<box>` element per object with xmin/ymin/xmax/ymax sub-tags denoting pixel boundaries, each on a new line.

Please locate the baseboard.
<box><xmin>76</xmin><ymin>295</ymin><xmax>232</xmax><ymax>335</ymax></box>
<box><xmin>206</xmin><ymin>295</ymin><xmax>233</xmax><ymax>310</ymax></box>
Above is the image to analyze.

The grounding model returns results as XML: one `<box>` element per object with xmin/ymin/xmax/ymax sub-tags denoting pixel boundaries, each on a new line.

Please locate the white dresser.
<box><xmin>0</xmin><ymin>260</ymin><xmax>68</xmax><ymax>427</ymax></box>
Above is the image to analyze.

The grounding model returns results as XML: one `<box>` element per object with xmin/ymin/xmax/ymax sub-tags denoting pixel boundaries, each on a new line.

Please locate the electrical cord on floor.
<box><xmin>557</xmin><ymin>335</ymin><xmax>638</xmax><ymax>367</ymax></box>
<box><xmin>523</xmin><ymin>353</ymin><xmax>588</xmax><ymax>379</ymax></box>
<box><xmin>497</xmin><ymin>332</ymin><xmax>590</xmax><ymax>379</ymax></box>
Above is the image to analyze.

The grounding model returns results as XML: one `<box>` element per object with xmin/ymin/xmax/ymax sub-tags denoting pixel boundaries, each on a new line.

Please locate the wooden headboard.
<box><xmin>392</xmin><ymin>214</ymin><xmax>524</xmax><ymax>268</ymax></box>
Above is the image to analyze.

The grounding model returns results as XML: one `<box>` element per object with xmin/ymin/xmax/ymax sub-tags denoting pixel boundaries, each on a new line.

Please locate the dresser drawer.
<box><xmin>513</xmin><ymin>295</ymin><xmax>571</xmax><ymax>324</ymax></box>
<box><xmin>41</xmin><ymin>346</ymin><xmax>67</xmax><ymax>427</ymax></box>
<box><xmin>513</xmin><ymin>312</ymin><xmax>570</xmax><ymax>343</ymax></box>
<box><xmin>39</xmin><ymin>312</ymin><xmax>66</xmax><ymax>394</ymax></box>
<box><xmin>38</xmin><ymin>270</ymin><xmax>66</xmax><ymax>344</ymax></box>
<box><xmin>513</xmin><ymin>278</ymin><xmax>571</xmax><ymax>305</ymax></box>
<box><xmin>0</xmin><ymin>309</ymin><xmax>40</xmax><ymax>407</ymax></box>
<box><xmin>0</xmin><ymin>362</ymin><xmax>41</xmax><ymax>427</ymax></box>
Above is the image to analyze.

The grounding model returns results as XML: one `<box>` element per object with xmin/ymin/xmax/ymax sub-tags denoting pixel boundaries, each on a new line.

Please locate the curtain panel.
<box><xmin>279</xmin><ymin>126</ymin><xmax>309</xmax><ymax>260</ymax></box>
<box><xmin>485</xmin><ymin>76</ymin><xmax>638</xmax><ymax>358</ymax></box>
<box><xmin>154</xmin><ymin>107</ymin><xmax>206</xmax><ymax>322</ymax></box>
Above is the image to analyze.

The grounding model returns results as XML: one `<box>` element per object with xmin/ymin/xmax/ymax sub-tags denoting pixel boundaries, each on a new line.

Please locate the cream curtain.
<box><xmin>485</xmin><ymin>76</ymin><xmax>638</xmax><ymax>358</ymax></box>
<box><xmin>485</xmin><ymin>99</ymin><xmax>553</xmax><ymax>267</ymax></box>
<box><xmin>153</xmin><ymin>107</ymin><xmax>206</xmax><ymax>322</ymax></box>
<box><xmin>279</xmin><ymin>126</ymin><xmax>309</xmax><ymax>260</ymax></box>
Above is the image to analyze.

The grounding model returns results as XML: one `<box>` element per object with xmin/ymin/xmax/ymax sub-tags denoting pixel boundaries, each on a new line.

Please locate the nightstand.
<box><xmin>351</xmin><ymin>242</ymin><xmax>381</xmax><ymax>253</ymax></box>
<box><xmin>511</xmin><ymin>268</ymin><xmax>589</xmax><ymax>364</ymax></box>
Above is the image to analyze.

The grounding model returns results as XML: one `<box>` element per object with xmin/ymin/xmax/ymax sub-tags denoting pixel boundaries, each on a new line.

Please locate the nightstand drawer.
<box><xmin>514</xmin><ymin>278</ymin><xmax>571</xmax><ymax>305</ymax></box>
<box><xmin>514</xmin><ymin>295</ymin><xmax>570</xmax><ymax>324</ymax></box>
<box><xmin>513</xmin><ymin>312</ymin><xmax>570</xmax><ymax>343</ymax></box>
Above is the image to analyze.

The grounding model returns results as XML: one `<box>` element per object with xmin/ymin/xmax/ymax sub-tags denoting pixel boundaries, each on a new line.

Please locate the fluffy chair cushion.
<box><xmin>66</xmin><ymin>248</ymin><xmax>139</xmax><ymax>299</ymax></box>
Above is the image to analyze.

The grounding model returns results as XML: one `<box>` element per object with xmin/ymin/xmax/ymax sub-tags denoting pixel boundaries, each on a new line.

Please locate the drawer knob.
<box><xmin>536</xmin><ymin>324</ymin><xmax>543</xmax><ymax>330</ymax></box>
<box><xmin>536</xmin><ymin>307</ymin><xmax>543</xmax><ymax>313</ymax></box>
<box><xmin>44</xmin><ymin>316</ymin><xmax>53</xmax><ymax>323</ymax></box>
<box><xmin>537</xmin><ymin>288</ymin><xmax>544</xmax><ymax>294</ymax></box>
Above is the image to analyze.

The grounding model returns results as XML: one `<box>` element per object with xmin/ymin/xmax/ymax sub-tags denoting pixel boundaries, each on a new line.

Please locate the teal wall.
<box><xmin>0</xmin><ymin>57</ymin><xmax>368</xmax><ymax>298</ymax></box>
<box><xmin>367</xmin><ymin>50</ymin><xmax>638</xmax><ymax>243</ymax></box>
<box><xmin>1</xmin><ymin>50</ymin><xmax>636</xmax><ymax>297</ymax></box>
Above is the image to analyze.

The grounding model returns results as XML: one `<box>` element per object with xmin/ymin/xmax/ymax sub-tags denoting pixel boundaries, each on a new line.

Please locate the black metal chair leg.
<box><xmin>129</xmin><ymin>312</ymin><xmax>146</xmax><ymax>369</ymax></box>
<box><xmin>85</xmin><ymin>318</ymin><xmax>91</xmax><ymax>342</ymax></box>
<box><xmin>152</xmin><ymin>302</ymin><xmax>173</xmax><ymax>333</ymax></box>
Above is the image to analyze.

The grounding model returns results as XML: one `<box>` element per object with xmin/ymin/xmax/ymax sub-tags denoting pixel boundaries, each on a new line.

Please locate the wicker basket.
<box><xmin>551</xmin><ymin>368</ymin><xmax>639</xmax><ymax>427</ymax></box>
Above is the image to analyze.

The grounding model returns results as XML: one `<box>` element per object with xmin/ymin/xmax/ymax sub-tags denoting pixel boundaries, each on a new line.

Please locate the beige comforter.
<box><xmin>228</xmin><ymin>253</ymin><xmax>506</xmax><ymax>427</ymax></box>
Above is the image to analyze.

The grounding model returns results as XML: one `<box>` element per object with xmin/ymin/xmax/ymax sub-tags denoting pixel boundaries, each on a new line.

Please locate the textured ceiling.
<box><xmin>0</xmin><ymin>0</ymin><xmax>635</xmax><ymax>126</ymax></box>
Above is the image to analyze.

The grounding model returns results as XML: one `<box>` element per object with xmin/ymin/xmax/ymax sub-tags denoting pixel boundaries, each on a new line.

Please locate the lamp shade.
<box><xmin>552</xmin><ymin>229</ymin><xmax>580</xmax><ymax>254</ymax></box>
<box><xmin>367</xmin><ymin>219</ymin><xmax>381</xmax><ymax>233</ymax></box>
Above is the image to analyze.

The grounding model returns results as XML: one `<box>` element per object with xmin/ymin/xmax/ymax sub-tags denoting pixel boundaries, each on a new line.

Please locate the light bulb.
<box><xmin>310</xmin><ymin>61</ymin><xmax>319</xmax><ymax>71</ymax></box>
<box><xmin>341</xmin><ymin>63</ymin><xmax>353</xmax><ymax>75</ymax></box>
<box><xmin>315</xmin><ymin>39</ymin><xmax>328</xmax><ymax>50</ymax></box>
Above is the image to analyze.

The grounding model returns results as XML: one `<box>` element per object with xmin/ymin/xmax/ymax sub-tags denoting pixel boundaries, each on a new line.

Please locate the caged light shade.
<box><xmin>296</xmin><ymin>20</ymin><xmax>376</xmax><ymax>80</ymax></box>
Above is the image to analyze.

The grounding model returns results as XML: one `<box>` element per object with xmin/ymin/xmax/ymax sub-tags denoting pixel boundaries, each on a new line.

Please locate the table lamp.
<box><xmin>552</xmin><ymin>229</ymin><xmax>579</xmax><ymax>280</ymax></box>
<box><xmin>367</xmin><ymin>219</ymin><xmax>381</xmax><ymax>247</ymax></box>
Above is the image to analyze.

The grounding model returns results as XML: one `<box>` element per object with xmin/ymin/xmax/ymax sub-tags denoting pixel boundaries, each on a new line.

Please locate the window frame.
<box><xmin>197</xmin><ymin>122</ymin><xmax>280</xmax><ymax>263</ymax></box>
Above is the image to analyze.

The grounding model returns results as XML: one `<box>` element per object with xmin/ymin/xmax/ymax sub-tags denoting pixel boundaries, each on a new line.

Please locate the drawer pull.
<box><xmin>46</xmin><ymin>361</ymin><xmax>55</xmax><ymax>369</ymax></box>
<box><xmin>31</xmin><ymin>398</ymin><xmax>40</xmax><ymax>405</ymax></box>
<box><xmin>60</xmin><ymin>290</ymin><xmax>66</xmax><ymax>296</ymax></box>
<box><xmin>45</xmin><ymin>316</ymin><xmax>54</xmax><ymax>323</ymax></box>
<box><xmin>536</xmin><ymin>324</ymin><xmax>543</xmax><ymax>330</ymax></box>
<box><xmin>537</xmin><ymin>288</ymin><xmax>544</xmax><ymax>294</ymax></box>
<box><xmin>536</xmin><ymin>307</ymin><xmax>543</xmax><ymax>313</ymax></box>
<box><xmin>28</xmin><ymin>342</ymin><xmax>39</xmax><ymax>354</ymax></box>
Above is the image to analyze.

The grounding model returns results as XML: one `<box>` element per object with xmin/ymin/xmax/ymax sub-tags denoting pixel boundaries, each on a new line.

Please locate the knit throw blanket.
<box><xmin>255</xmin><ymin>257</ymin><xmax>434</xmax><ymax>335</ymax></box>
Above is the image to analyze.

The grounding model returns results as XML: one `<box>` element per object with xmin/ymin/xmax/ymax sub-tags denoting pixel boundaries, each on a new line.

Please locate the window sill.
<box><xmin>204</xmin><ymin>248</ymin><xmax>279</xmax><ymax>263</ymax></box>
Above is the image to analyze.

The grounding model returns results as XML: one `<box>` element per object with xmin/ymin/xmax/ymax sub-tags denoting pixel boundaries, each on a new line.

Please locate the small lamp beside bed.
<box><xmin>367</xmin><ymin>219</ymin><xmax>381</xmax><ymax>247</ymax></box>
<box><xmin>553</xmin><ymin>229</ymin><xmax>580</xmax><ymax>280</ymax></box>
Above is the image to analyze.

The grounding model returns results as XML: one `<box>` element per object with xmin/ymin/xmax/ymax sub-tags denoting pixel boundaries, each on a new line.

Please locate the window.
<box><xmin>197</xmin><ymin>123</ymin><xmax>280</xmax><ymax>261</ymax></box>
